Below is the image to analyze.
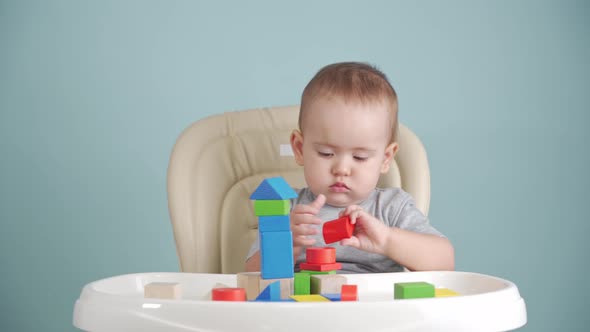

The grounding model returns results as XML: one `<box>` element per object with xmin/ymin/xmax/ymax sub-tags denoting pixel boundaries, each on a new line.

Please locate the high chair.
<box><xmin>166</xmin><ymin>105</ymin><xmax>431</xmax><ymax>274</ymax></box>
<box><xmin>73</xmin><ymin>105</ymin><xmax>527</xmax><ymax>331</ymax></box>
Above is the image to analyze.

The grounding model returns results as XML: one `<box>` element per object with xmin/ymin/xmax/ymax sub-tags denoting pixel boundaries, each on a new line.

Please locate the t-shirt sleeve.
<box><xmin>393</xmin><ymin>194</ymin><xmax>444</xmax><ymax>237</ymax></box>
<box><xmin>246</xmin><ymin>234</ymin><xmax>260</xmax><ymax>261</ymax></box>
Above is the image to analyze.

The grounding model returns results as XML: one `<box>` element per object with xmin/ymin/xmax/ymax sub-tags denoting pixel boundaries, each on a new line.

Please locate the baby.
<box><xmin>245</xmin><ymin>62</ymin><xmax>454</xmax><ymax>273</ymax></box>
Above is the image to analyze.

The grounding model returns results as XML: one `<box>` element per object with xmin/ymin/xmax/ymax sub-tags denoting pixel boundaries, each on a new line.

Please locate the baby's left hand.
<box><xmin>339</xmin><ymin>205</ymin><xmax>389</xmax><ymax>255</ymax></box>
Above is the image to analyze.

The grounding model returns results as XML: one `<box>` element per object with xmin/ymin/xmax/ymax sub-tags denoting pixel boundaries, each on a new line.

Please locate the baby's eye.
<box><xmin>318</xmin><ymin>151</ymin><xmax>334</xmax><ymax>158</ymax></box>
<box><xmin>353</xmin><ymin>155</ymin><xmax>368</xmax><ymax>161</ymax></box>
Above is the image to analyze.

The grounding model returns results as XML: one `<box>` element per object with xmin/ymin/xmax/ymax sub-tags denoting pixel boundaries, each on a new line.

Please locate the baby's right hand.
<box><xmin>291</xmin><ymin>194</ymin><xmax>326</xmax><ymax>257</ymax></box>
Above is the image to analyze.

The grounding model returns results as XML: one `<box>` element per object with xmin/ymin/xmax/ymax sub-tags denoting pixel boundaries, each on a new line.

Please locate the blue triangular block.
<box><xmin>255</xmin><ymin>281</ymin><xmax>282</xmax><ymax>301</ymax></box>
<box><xmin>250</xmin><ymin>177</ymin><xmax>298</xmax><ymax>200</ymax></box>
<box><xmin>322</xmin><ymin>293</ymin><xmax>341</xmax><ymax>301</ymax></box>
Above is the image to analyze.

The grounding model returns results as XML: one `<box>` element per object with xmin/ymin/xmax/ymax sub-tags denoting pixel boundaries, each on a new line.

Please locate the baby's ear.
<box><xmin>380</xmin><ymin>142</ymin><xmax>399</xmax><ymax>173</ymax></box>
<box><xmin>290</xmin><ymin>130</ymin><xmax>305</xmax><ymax>166</ymax></box>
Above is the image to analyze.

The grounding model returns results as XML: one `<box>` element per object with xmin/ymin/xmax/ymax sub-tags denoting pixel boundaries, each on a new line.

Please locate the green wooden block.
<box><xmin>300</xmin><ymin>269</ymin><xmax>336</xmax><ymax>275</ymax></box>
<box><xmin>294</xmin><ymin>272</ymin><xmax>311</xmax><ymax>295</ymax></box>
<box><xmin>394</xmin><ymin>282</ymin><xmax>435</xmax><ymax>299</ymax></box>
<box><xmin>254</xmin><ymin>200</ymin><xmax>290</xmax><ymax>216</ymax></box>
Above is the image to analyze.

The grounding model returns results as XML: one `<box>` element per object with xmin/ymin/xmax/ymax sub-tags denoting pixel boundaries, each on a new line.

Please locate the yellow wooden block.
<box><xmin>435</xmin><ymin>288</ymin><xmax>460</xmax><ymax>297</ymax></box>
<box><xmin>290</xmin><ymin>294</ymin><xmax>330</xmax><ymax>302</ymax></box>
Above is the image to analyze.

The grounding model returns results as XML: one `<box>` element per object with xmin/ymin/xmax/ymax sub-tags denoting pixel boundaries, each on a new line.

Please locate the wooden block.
<box><xmin>435</xmin><ymin>288</ymin><xmax>460</xmax><ymax>297</ymax></box>
<box><xmin>322</xmin><ymin>293</ymin><xmax>341</xmax><ymax>301</ymax></box>
<box><xmin>300</xmin><ymin>269</ymin><xmax>336</xmax><ymax>275</ymax></box>
<box><xmin>237</xmin><ymin>272</ymin><xmax>262</xmax><ymax>300</ymax></box>
<box><xmin>323</xmin><ymin>215</ymin><xmax>355</xmax><ymax>244</ymax></box>
<box><xmin>256</xmin><ymin>281</ymin><xmax>281</xmax><ymax>301</ymax></box>
<box><xmin>310</xmin><ymin>274</ymin><xmax>347</xmax><ymax>294</ymax></box>
<box><xmin>144</xmin><ymin>282</ymin><xmax>181</xmax><ymax>300</ymax></box>
<box><xmin>254</xmin><ymin>200</ymin><xmax>291</xmax><ymax>216</ymax></box>
<box><xmin>290</xmin><ymin>294</ymin><xmax>330</xmax><ymax>302</ymax></box>
<box><xmin>260</xmin><ymin>277</ymin><xmax>293</xmax><ymax>300</ymax></box>
<box><xmin>341</xmin><ymin>284</ymin><xmax>358</xmax><ymax>301</ymax></box>
<box><xmin>237</xmin><ymin>272</ymin><xmax>294</xmax><ymax>300</ymax></box>
<box><xmin>258</xmin><ymin>215</ymin><xmax>290</xmax><ymax>232</ymax></box>
<box><xmin>250</xmin><ymin>177</ymin><xmax>298</xmax><ymax>200</ymax></box>
<box><xmin>212</xmin><ymin>288</ymin><xmax>246</xmax><ymax>301</ymax></box>
<box><xmin>299</xmin><ymin>262</ymin><xmax>342</xmax><ymax>272</ymax></box>
<box><xmin>306</xmin><ymin>247</ymin><xmax>336</xmax><ymax>264</ymax></box>
<box><xmin>203</xmin><ymin>282</ymin><xmax>231</xmax><ymax>300</ymax></box>
<box><xmin>394</xmin><ymin>282</ymin><xmax>435</xmax><ymax>299</ymax></box>
<box><xmin>294</xmin><ymin>272</ymin><xmax>311</xmax><ymax>295</ymax></box>
<box><xmin>260</xmin><ymin>231</ymin><xmax>294</xmax><ymax>279</ymax></box>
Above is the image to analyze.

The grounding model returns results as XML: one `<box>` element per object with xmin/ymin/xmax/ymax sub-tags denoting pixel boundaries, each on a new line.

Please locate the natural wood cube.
<box><xmin>144</xmin><ymin>282</ymin><xmax>181</xmax><ymax>299</ymax></box>
<box><xmin>310</xmin><ymin>274</ymin><xmax>347</xmax><ymax>294</ymax></box>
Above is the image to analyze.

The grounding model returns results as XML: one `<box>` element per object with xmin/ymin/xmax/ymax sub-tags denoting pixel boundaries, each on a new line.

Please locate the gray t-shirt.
<box><xmin>247</xmin><ymin>187</ymin><xmax>444</xmax><ymax>273</ymax></box>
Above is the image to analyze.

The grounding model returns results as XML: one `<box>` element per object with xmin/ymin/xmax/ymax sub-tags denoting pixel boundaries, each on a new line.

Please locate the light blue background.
<box><xmin>1</xmin><ymin>1</ymin><xmax>588</xmax><ymax>331</ymax></box>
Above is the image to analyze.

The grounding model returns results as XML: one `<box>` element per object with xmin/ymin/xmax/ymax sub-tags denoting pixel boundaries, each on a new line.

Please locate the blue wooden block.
<box><xmin>258</xmin><ymin>216</ymin><xmax>290</xmax><ymax>232</ymax></box>
<box><xmin>260</xmin><ymin>231</ymin><xmax>294</xmax><ymax>279</ymax></box>
<box><xmin>250</xmin><ymin>177</ymin><xmax>298</xmax><ymax>200</ymax></box>
<box><xmin>322</xmin><ymin>293</ymin><xmax>341</xmax><ymax>301</ymax></box>
<box><xmin>255</xmin><ymin>281</ymin><xmax>281</xmax><ymax>301</ymax></box>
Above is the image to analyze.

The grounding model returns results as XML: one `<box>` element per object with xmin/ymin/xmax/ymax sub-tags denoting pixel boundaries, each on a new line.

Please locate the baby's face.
<box><xmin>292</xmin><ymin>97</ymin><xmax>396</xmax><ymax>207</ymax></box>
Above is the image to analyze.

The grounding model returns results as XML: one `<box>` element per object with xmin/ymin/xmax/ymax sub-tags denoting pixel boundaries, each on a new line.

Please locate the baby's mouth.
<box><xmin>330</xmin><ymin>182</ymin><xmax>350</xmax><ymax>192</ymax></box>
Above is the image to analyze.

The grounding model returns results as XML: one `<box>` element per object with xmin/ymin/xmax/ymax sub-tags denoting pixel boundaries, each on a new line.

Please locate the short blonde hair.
<box><xmin>299</xmin><ymin>62</ymin><xmax>399</xmax><ymax>143</ymax></box>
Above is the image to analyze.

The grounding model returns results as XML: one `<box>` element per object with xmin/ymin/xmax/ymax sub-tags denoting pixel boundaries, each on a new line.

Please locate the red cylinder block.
<box><xmin>323</xmin><ymin>216</ymin><xmax>355</xmax><ymax>244</ymax></box>
<box><xmin>211</xmin><ymin>288</ymin><xmax>247</xmax><ymax>301</ymax></box>
<box><xmin>306</xmin><ymin>247</ymin><xmax>336</xmax><ymax>264</ymax></box>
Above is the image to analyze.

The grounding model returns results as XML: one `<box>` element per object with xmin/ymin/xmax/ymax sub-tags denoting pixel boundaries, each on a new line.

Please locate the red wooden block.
<box><xmin>341</xmin><ymin>284</ymin><xmax>357</xmax><ymax>301</ymax></box>
<box><xmin>299</xmin><ymin>262</ymin><xmax>342</xmax><ymax>272</ymax></box>
<box><xmin>323</xmin><ymin>215</ymin><xmax>355</xmax><ymax>244</ymax></box>
<box><xmin>211</xmin><ymin>287</ymin><xmax>247</xmax><ymax>301</ymax></box>
<box><xmin>306</xmin><ymin>247</ymin><xmax>336</xmax><ymax>264</ymax></box>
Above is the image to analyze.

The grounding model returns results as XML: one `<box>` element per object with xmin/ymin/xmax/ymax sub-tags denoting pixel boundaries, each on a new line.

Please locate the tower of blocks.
<box><xmin>249</xmin><ymin>177</ymin><xmax>299</xmax><ymax>279</ymax></box>
<box><xmin>234</xmin><ymin>177</ymin><xmax>298</xmax><ymax>301</ymax></box>
<box><xmin>294</xmin><ymin>247</ymin><xmax>358</xmax><ymax>301</ymax></box>
<box><xmin>291</xmin><ymin>248</ymin><xmax>357</xmax><ymax>302</ymax></box>
<box><xmin>237</xmin><ymin>177</ymin><xmax>359</xmax><ymax>302</ymax></box>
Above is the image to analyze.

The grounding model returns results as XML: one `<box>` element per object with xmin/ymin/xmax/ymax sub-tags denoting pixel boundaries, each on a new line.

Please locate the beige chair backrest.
<box><xmin>167</xmin><ymin>105</ymin><xmax>430</xmax><ymax>273</ymax></box>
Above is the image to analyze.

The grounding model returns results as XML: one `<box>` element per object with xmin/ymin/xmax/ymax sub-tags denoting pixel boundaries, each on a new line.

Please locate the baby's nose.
<box><xmin>331</xmin><ymin>159</ymin><xmax>351</xmax><ymax>176</ymax></box>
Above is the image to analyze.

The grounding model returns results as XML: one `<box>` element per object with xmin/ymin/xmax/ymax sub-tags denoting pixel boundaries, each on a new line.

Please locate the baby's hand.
<box><xmin>290</xmin><ymin>194</ymin><xmax>326</xmax><ymax>258</ymax></box>
<box><xmin>339</xmin><ymin>205</ymin><xmax>389</xmax><ymax>255</ymax></box>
